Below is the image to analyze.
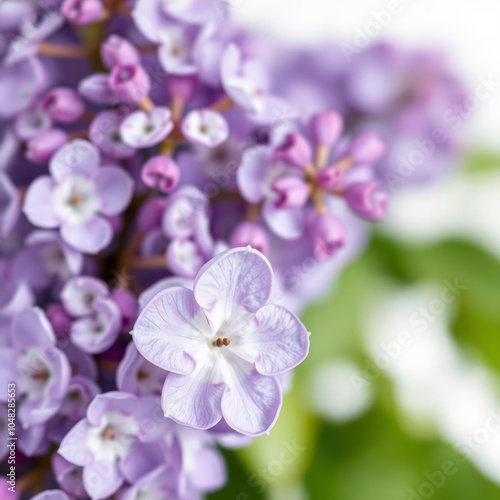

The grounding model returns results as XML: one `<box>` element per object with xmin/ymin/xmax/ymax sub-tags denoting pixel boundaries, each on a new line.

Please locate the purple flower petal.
<box><xmin>221</xmin><ymin>361</ymin><xmax>282</xmax><ymax>436</ymax></box>
<box><xmin>161</xmin><ymin>361</ymin><xmax>225</xmax><ymax>430</ymax></box>
<box><xmin>133</xmin><ymin>287</ymin><xmax>207</xmax><ymax>375</ymax></box>
<box><xmin>238</xmin><ymin>304</ymin><xmax>309</xmax><ymax>375</ymax></box>
<box><xmin>60</xmin><ymin>216</ymin><xmax>113</xmax><ymax>253</ymax></box>
<box><xmin>83</xmin><ymin>460</ymin><xmax>123</xmax><ymax>499</ymax></box>
<box><xmin>194</xmin><ymin>247</ymin><xmax>273</xmax><ymax>332</ymax></box>
<box><xmin>11</xmin><ymin>307</ymin><xmax>55</xmax><ymax>350</ymax></box>
<box><xmin>23</xmin><ymin>176</ymin><xmax>59</xmax><ymax>228</ymax></box>
<box><xmin>94</xmin><ymin>166</ymin><xmax>134</xmax><ymax>216</ymax></box>
<box><xmin>70</xmin><ymin>298</ymin><xmax>121</xmax><ymax>354</ymax></box>
<box><xmin>58</xmin><ymin>419</ymin><xmax>93</xmax><ymax>466</ymax></box>
<box><xmin>262</xmin><ymin>197</ymin><xmax>305</xmax><ymax>239</ymax></box>
<box><xmin>120</xmin><ymin>107</ymin><xmax>174</xmax><ymax>148</ymax></box>
<box><xmin>49</xmin><ymin>140</ymin><xmax>100</xmax><ymax>182</ymax></box>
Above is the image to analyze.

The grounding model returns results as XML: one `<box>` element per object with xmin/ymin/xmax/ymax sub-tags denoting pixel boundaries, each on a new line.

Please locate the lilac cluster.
<box><xmin>0</xmin><ymin>0</ymin><xmax>464</xmax><ymax>498</ymax></box>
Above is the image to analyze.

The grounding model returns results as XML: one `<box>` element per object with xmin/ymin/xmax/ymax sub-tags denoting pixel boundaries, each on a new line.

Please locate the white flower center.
<box><xmin>52</xmin><ymin>175</ymin><xmax>100</xmax><ymax>225</ymax></box>
<box><xmin>87</xmin><ymin>411</ymin><xmax>139</xmax><ymax>462</ymax></box>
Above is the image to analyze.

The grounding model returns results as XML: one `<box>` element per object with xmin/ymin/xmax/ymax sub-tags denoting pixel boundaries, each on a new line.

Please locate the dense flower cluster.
<box><xmin>0</xmin><ymin>0</ymin><xmax>464</xmax><ymax>498</ymax></box>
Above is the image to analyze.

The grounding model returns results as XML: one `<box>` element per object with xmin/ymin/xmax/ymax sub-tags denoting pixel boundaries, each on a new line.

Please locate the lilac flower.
<box><xmin>61</xmin><ymin>276</ymin><xmax>122</xmax><ymax>354</ymax></box>
<box><xmin>14</xmin><ymin>106</ymin><xmax>52</xmax><ymax>140</ymax></box>
<box><xmin>58</xmin><ymin>392</ymin><xmax>156</xmax><ymax>499</ymax></box>
<box><xmin>0</xmin><ymin>58</ymin><xmax>47</xmax><ymax>119</ymax></box>
<box><xmin>23</xmin><ymin>140</ymin><xmax>134</xmax><ymax>253</ymax></box>
<box><xmin>237</xmin><ymin>112</ymin><xmax>388</xmax><ymax>240</ymax></box>
<box><xmin>12</xmin><ymin>230</ymin><xmax>83</xmax><ymax>289</ymax></box>
<box><xmin>117</xmin><ymin>343</ymin><xmax>166</xmax><ymax>396</ymax></box>
<box><xmin>89</xmin><ymin>111</ymin><xmax>136</xmax><ymax>159</ymax></box>
<box><xmin>182</xmin><ymin>109</ymin><xmax>229</xmax><ymax>148</ymax></box>
<box><xmin>133</xmin><ymin>247</ymin><xmax>310</xmax><ymax>435</ymax></box>
<box><xmin>120</xmin><ymin>107</ymin><xmax>174</xmax><ymax>148</ymax></box>
<box><xmin>0</xmin><ymin>308</ymin><xmax>70</xmax><ymax>430</ymax></box>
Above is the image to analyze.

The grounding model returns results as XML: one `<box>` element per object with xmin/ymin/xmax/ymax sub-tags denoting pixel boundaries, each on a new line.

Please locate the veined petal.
<box><xmin>161</xmin><ymin>359</ymin><xmax>225</xmax><ymax>430</ymax></box>
<box><xmin>133</xmin><ymin>287</ymin><xmax>209</xmax><ymax>375</ymax></box>
<box><xmin>234</xmin><ymin>304</ymin><xmax>310</xmax><ymax>376</ymax></box>
<box><xmin>58</xmin><ymin>419</ymin><xmax>93</xmax><ymax>466</ymax></box>
<box><xmin>194</xmin><ymin>247</ymin><xmax>273</xmax><ymax>333</ymax></box>
<box><xmin>221</xmin><ymin>357</ymin><xmax>282</xmax><ymax>436</ymax></box>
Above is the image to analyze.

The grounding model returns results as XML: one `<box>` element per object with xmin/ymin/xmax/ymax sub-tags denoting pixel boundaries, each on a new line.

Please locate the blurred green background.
<box><xmin>209</xmin><ymin>153</ymin><xmax>500</xmax><ymax>500</ymax></box>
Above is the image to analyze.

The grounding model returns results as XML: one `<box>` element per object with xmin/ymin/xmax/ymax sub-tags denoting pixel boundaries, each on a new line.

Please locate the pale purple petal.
<box><xmin>120</xmin><ymin>107</ymin><xmax>174</xmax><ymax>148</ymax></box>
<box><xmin>60</xmin><ymin>216</ymin><xmax>113</xmax><ymax>253</ymax></box>
<box><xmin>161</xmin><ymin>360</ymin><xmax>225</xmax><ymax>430</ymax></box>
<box><xmin>89</xmin><ymin>111</ymin><xmax>136</xmax><ymax>159</ymax></box>
<box><xmin>237</xmin><ymin>146</ymin><xmax>272</xmax><ymax>204</ymax></box>
<box><xmin>133</xmin><ymin>287</ymin><xmax>208</xmax><ymax>375</ymax></box>
<box><xmin>194</xmin><ymin>247</ymin><xmax>273</xmax><ymax>332</ymax></box>
<box><xmin>11</xmin><ymin>307</ymin><xmax>56</xmax><ymax>350</ymax></box>
<box><xmin>138</xmin><ymin>276</ymin><xmax>193</xmax><ymax>312</ymax></box>
<box><xmin>49</xmin><ymin>140</ymin><xmax>100</xmax><ymax>181</ymax></box>
<box><xmin>78</xmin><ymin>73</ymin><xmax>117</xmax><ymax>105</ymax></box>
<box><xmin>23</xmin><ymin>176</ymin><xmax>59</xmax><ymax>228</ymax></box>
<box><xmin>58</xmin><ymin>419</ymin><xmax>94</xmax><ymax>466</ymax></box>
<box><xmin>94</xmin><ymin>166</ymin><xmax>134</xmax><ymax>215</ymax></box>
<box><xmin>86</xmin><ymin>391</ymin><xmax>138</xmax><ymax>426</ymax></box>
<box><xmin>262</xmin><ymin>198</ymin><xmax>305</xmax><ymax>239</ymax></box>
<box><xmin>182</xmin><ymin>109</ymin><xmax>229</xmax><ymax>148</ymax></box>
<box><xmin>70</xmin><ymin>298</ymin><xmax>121</xmax><ymax>354</ymax></box>
<box><xmin>83</xmin><ymin>460</ymin><xmax>123</xmax><ymax>500</ymax></box>
<box><xmin>221</xmin><ymin>359</ymin><xmax>282</xmax><ymax>436</ymax></box>
<box><xmin>237</xmin><ymin>304</ymin><xmax>309</xmax><ymax>375</ymax></box>
<box><xmin>61</xmin><ymin>276</ymin><xmax>109</xmax><ymax>317</ymax></box>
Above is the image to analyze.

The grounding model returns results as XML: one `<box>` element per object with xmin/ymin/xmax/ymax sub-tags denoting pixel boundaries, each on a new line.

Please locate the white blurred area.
<box><xmin>233</xmin><ymin>0</ymin><xmax>500</xmax><ymax>152</ymax></box>
<box><xmin>308</xmin><ymin>361</ymin><xmax>373</xmax><ymax>422</ymax></box>
<box><xmin>365</xmin><ymin>285</ymin><xmax>500</xmax><ymax>485</ymax></box>
<box><xmin>382</xmin><ymin>170</ymin><xmax>500</xmax><ymax>259</ymax></box>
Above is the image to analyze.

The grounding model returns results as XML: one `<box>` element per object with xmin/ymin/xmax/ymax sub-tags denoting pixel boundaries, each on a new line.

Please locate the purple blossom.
<box><xmin>23</xmin><ymin>139</ymin><xmax>134</xmax><ymax>253</ymax></box>
<box><xmin>133</xmin><ymin>247</ymin><xmax>310</xmax><ymax>435</ymax></box>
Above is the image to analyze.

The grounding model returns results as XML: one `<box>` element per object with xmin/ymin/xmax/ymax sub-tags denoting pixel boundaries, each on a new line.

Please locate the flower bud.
<box><xmin>348</xmin><ymin>132</ymin><xmax>386</xmax><ymax>165</ymax></box>
<box><xmin>109</xmin><ymin>64</ymin><xmax>151</xmax><ymax>102</ymax></box>
<box><xmin>61</xmin><ymin>0</ymin><xmax>104</xmax><ymax>25</ymax></box>
<box><xmin>317</xmin><ymin>165</ymin><xmax>342</xmax><ymax>191</ymax></box>
<box><xmin>141</xmin><ymin>156</ymin><xmax>180</xmax><ymax>193</ymax></box>
<box><xmin>310</xmin><ymin>213</ymin><xmax>345</xmax><ymax>260</ymax></box>
<box><xmin>310</xmin><ymin>111</ymin><xmax>344</xmax><ymax>147</ymax></box>
<box><xmin>274</xmin><ymin>133</ymin><xmax>312</xmax><ymax>168</ymax></box>
<box><xmin>41</xmin><ymin>87</ymin><xmax>85</xmax><ymax>123</ymax></box>
<box><xmin>271</xmin><ymin>176</ymin><xmax>309</xmax><ymax>209</ymax></box>
<box><xmin>26</xmin><ymin>129</ymin><xmax>68</xmax><ymax>163</ymax></box>
<box><xmin>345</xmin><ymin>182</ymin><xmax>388</xmax><ymax>221</ymax></box>
<box><xmin>101</xmin><ymin>35</ymin><xmax>140</xmax><ymax>69</ymax></box>
<box><xmin>230</xmin><ymin>221</ymin><xmax>269</xmax><ymax>256</ymax></box>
